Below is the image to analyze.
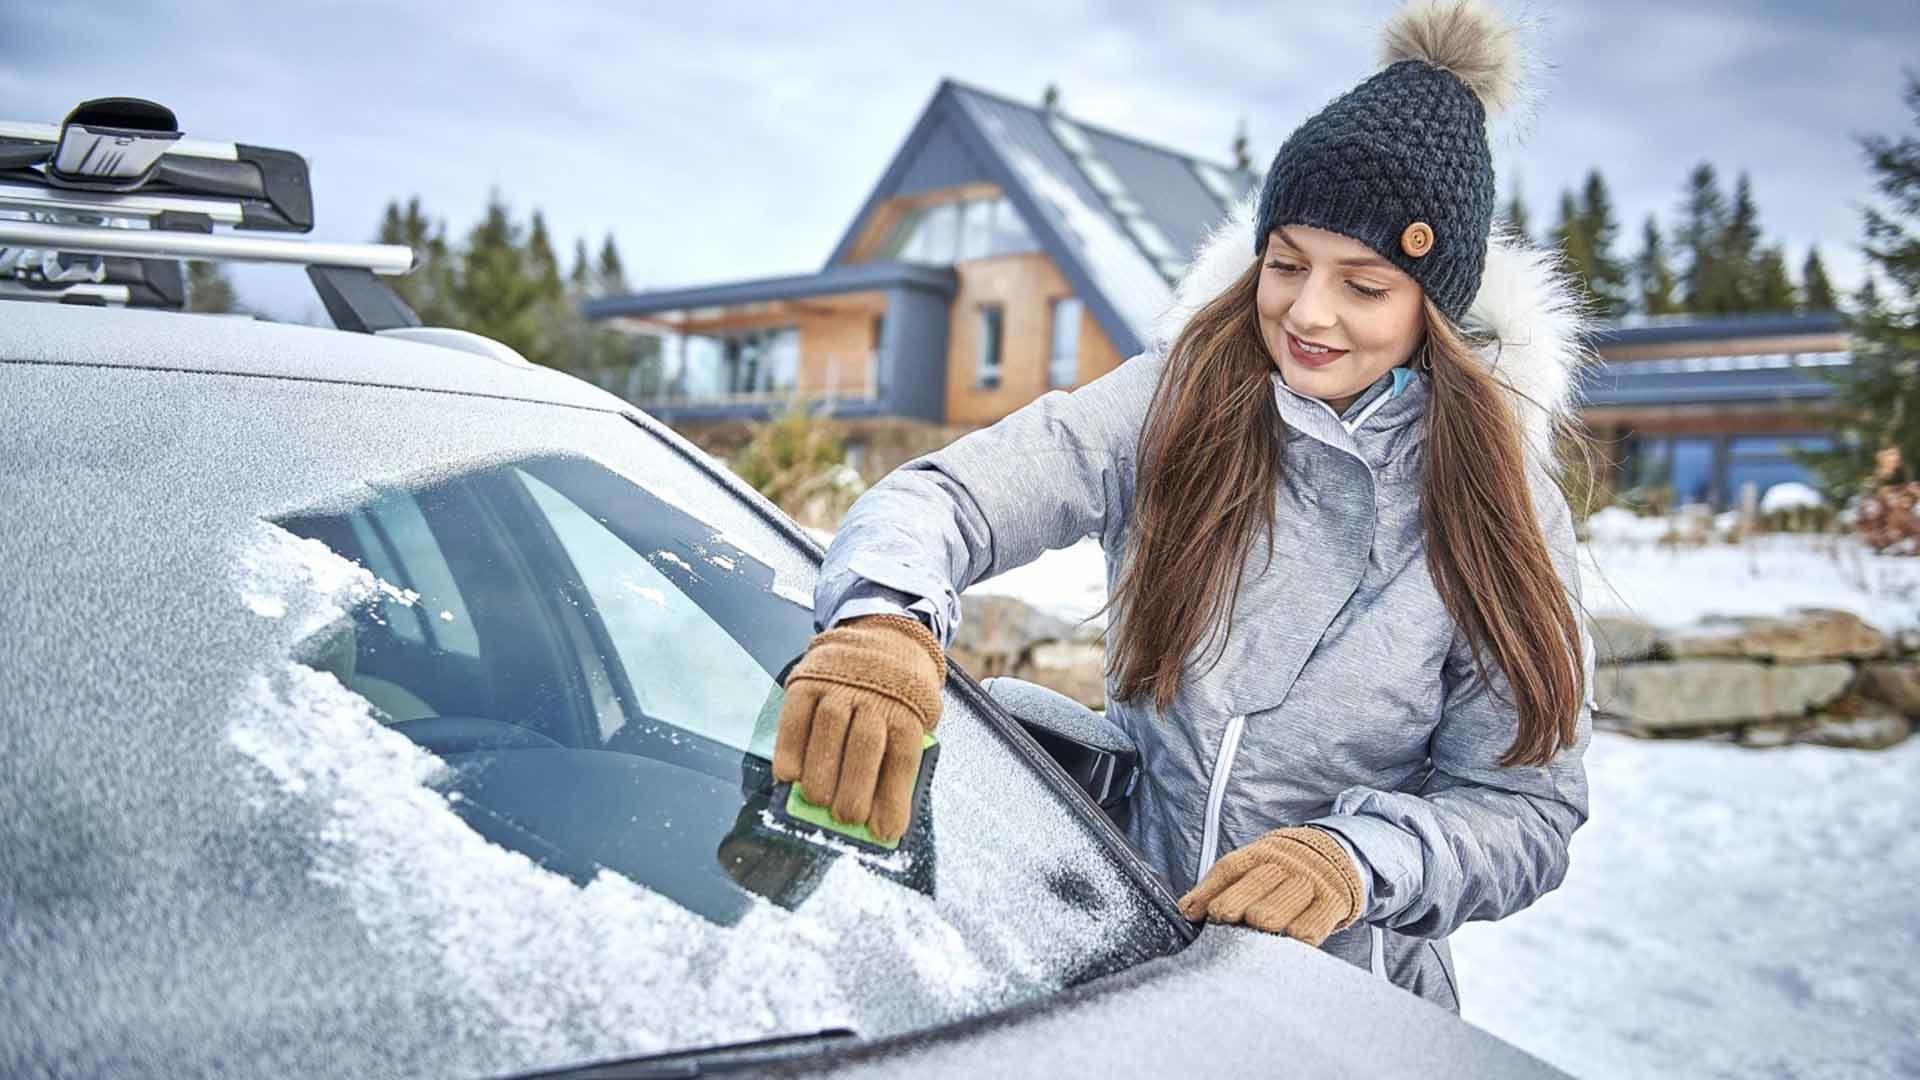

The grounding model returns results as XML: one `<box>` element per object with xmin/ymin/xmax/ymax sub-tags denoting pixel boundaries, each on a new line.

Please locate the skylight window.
<box><xmin>1193</xmin><ymin>161</ymin><xmax>1242</xmax><ymax>204</ymax></box>
<box><xmin>1046</xmin><ymin>113</ymin><xmax>1095</xmax><ymax>156</ymax></box>
<box><xmin>1045</xmin><ymin>112</ymin><xmax>1188</xmax><ymax>284</ymax></box>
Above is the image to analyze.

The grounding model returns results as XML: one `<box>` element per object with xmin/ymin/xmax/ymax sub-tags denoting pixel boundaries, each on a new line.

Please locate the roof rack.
<box><xmin>0</xmin><ymin>97</ymin><xmax>419</xmax><ymax>331</ymax></box>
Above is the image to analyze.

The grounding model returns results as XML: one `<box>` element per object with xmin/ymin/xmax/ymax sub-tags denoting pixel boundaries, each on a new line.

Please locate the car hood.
<box><xmin>779</xmin><ymin>926</ymin><xmax>1565</xmax><ymax>1078</ymax></box>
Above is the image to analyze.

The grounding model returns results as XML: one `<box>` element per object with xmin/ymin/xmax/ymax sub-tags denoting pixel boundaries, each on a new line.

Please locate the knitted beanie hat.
<box><xmin>1253</xmin><ymin>0</ymin><xmax>1525</xmax><ymax>321</ymax></box>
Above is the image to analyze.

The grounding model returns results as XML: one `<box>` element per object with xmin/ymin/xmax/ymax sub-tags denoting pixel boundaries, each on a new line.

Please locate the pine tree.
<box><xmin>370</xmin><ymin>192</ymin><xmax>640</xmax><ymax>376</ymax></box>
<box><xmin>1793</xmin><ymin>72</ymin><xmax>1920</xmax><ymax>501</ymax></box>
<box><xmin>1578</xmin><ymin>170</ymin><xmax>1630</xmax><ymax>315</ymax></box>
<box><xmin>1859</xmin><ymin>74</ymin><xmax>1920</xmax><ymax>306</ymax></box>
<box><xmin>1496</xmin><ymin>178</ymin><xmax>1533</xmax><ymax>246</ymax></box>
<box><xmin>1802</xmin><ymin>247</ymin><xmax>1836</xmax><ymax>311</ymax></box>
<box><xmin>595</xmin><ymin>234</ymin><xmax>628</xmax><ymax>297</ymax></box>
<box><xmin>1857</xmin><ymin>275</ymin><xmax>1882</xmax><ymax>313</ymax></box>
<box><xmin>568</xmin><ymin>237</ymin><xmax>591</xmax><ymax>294</ymax></box>
<box><xmin>1721</xmin><ymin>173</ymin><xmax>1764</xmax><ymax>312</ymax></box>
<box><xmin>1550</xmin><ymin>189</ymin><xmax>1603</xmax><ymax>313</ymax></box>
<box><xmin>452</xmin><ymin>191</ymin><xmax>545</xmax><ymax>361</ymax></box>
<box><xmin>526</xmin><ymin>210</ymin><xmax>563</xmax><ymax>301</ymax></box>
<box><xmin>1632</xmin><ymin>214</ymin><xmax>1681</xmax><ymax>315</ymax></box>
<box><xmin>185</xmin><ymin>261</ymin><xmax>237</xmax><ymax>313</ymax></box>
<box><xmin>1754</xmin><ymin>245</ymin><xmax>1798</xmax><ymax>312</ymax></box>
<box><xmin>1678</xmin><ymin>162</ymin><xmax>1729</xmax><ymax>313</ymax></box>
<box><xmin>375</xmin><ymin>196</ymin><xmax>458</xmax><ymax>325</ymax></box>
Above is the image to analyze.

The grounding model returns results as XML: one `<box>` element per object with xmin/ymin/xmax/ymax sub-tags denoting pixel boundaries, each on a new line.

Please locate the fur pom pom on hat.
<box><xmin>1253</xmin><ymin>0</ymin><xmax>1527</xmax><ymax>320</ymax></box>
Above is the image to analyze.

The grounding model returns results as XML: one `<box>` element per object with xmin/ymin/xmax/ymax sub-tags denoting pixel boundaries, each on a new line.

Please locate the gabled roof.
<box><xmin>823</xmin><ymin>79</ymin><xmax>1261</xmax><ymax>358</ymax></box>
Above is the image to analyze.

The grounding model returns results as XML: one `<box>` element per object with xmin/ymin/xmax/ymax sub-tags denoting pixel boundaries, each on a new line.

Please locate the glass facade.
<box><xmin>881</xmin><ymin>195</ymin><xmax>1037</xmax><ymax>265</ymax></box>
<box><xmin>1624</xmin><ymin>432</ymin><xmax>1834</xmax><ymax>509</ymax></box>
<box><xmin>1727</xmin><ymin>435</ymin><xmax>1833</xmax><ymax>504</ymax></box>
<box><xmin>621</xmin><ymin>326</ymin><xmax>802</xmax><ymax>405</ymax></box>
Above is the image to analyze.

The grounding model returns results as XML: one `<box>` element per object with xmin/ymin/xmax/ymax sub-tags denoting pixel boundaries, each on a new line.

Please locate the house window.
<box><xmin>976</xmin><ymin>305</ymin><xmax>1004</xmax><ymax>390</ymax></box>
<box><xmin>1048</xmin><ymin>297</ymin><xmax>1083</xmax><ymax>388</ymax></box>
<box><xmin>986</xmin><ymin>197</ymin><xmax>1036</xmax><ymax>255</ymax></box>
<box><xmin>660</xmin><ymin>325</ymin><xmax>799</xmax><ymax>402</ymax></box>
<box><xmin>959</xmin><ymin>199</ymin><xmax>994</xmax><ymax>261</ymax></box>
<box><xmin>879</xmin><ymin>195</ymin><xmax>1038</xmax><ymax>265</ymax></box>
<box><xmin>1626</xmin><ymin>435</ymin><xmax>1717</xmax><ymax>508</ymax></box>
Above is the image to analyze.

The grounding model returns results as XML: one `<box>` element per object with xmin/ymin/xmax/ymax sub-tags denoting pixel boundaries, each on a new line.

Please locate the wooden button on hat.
<box><xmin>1400</xmin><ymin>221</ymin><xmax>1434</xmax><ymax>258</ymax></box>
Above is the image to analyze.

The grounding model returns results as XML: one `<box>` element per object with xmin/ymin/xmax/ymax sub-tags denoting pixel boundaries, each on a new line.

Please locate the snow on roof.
<box><xmin>954</xmin><ymin>90</ymin><xmax>1177</xmax><ymax>349</ymax></box>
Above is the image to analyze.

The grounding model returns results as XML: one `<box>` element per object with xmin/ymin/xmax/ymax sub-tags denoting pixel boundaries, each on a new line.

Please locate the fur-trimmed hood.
<box><xmin>1151</xmin><ymin>193</ymin><xmax>1595</xmax><ymax>470</ymax></box>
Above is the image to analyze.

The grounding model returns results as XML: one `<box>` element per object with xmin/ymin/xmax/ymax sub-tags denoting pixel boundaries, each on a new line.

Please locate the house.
<box><xmin>586</xmin><ymin>78</ymin><xmax>1849</xmax><ymax>508</ymax></box>
<box><xmin>1583</xmin><ymin>311</ymin><xmax>1847</xmax><ymax>510</ymax></box>
<box><xmin>583</xmin><ymin>78</ymin><xmax>1260</xmax><ymax>472</ymax></box>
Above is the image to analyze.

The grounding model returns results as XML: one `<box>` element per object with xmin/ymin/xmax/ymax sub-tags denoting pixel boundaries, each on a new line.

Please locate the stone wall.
<box><xmin>953</xmin><ymin>596</ymin><xmax>1919</xmax><ymax>752</ymax></box>
<box><xmin>1591</xmin><ymin>609</ymin><xmax>1917</xmax><ymax>749</ymax></box>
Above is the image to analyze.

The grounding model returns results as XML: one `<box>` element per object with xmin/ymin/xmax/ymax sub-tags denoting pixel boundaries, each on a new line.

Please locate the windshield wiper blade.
<box><xmin>506</xmin><ymin>1028</ymin><xmax>860</xmax><ymax>1079</ymax></box>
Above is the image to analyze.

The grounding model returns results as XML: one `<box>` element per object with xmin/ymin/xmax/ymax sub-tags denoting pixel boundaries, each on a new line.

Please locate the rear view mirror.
<box><xmin>983</xmin><ymin>677</ymin><xmax>1137</xmax><ymax>832</ymax></box>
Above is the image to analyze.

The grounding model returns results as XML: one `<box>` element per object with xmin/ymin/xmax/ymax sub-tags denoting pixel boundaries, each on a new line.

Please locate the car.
<box><xmin>0</xmin><ymin>100</ymin><xmax>1562</xmax><ymax>1078</ymax></box>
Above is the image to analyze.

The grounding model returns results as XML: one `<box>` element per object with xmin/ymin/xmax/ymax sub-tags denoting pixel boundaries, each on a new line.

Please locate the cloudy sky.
<box><xmin>4</xmin><ymin>1</ymin><xmax>1914</xmax><ymax>321</ymax></box>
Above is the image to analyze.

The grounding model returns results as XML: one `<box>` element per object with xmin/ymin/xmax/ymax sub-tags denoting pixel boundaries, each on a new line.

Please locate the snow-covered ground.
<box><xmin>1452</xmin><ymin>732</ymin><xmax>1920</xmax><ymax>1079</ymax></box>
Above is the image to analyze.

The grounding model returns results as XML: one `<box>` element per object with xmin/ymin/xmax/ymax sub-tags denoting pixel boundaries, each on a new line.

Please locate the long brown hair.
<box><xmin>1101</xmin><ymin>257</ymin><xmax>1584</xmax><ymax>768</ymax></box>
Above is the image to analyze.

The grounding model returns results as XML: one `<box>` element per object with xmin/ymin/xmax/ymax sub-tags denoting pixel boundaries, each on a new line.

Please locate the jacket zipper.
<box><xmin>1196</xmin><ymin>713</ymin><xmax>1247</xmax><ymax>877</ymax></box>
<box><xmin>1197</xmin><ymin>709</ymin><xmax>1390</xmax><ymax>981</ymax></box>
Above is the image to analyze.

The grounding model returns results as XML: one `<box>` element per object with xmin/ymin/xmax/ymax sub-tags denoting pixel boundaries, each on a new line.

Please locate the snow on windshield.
<box><xmin>225</xmin><ymin>520</ymin><xmax>1157</xmax><ymax>1072</ymax></box>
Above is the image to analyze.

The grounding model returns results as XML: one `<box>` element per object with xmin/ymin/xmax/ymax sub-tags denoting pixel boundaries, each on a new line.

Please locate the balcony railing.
<box><xmin>588</xmin><ymin>352</ymin><xmax>882</xmax><ymax>411</ymax></box>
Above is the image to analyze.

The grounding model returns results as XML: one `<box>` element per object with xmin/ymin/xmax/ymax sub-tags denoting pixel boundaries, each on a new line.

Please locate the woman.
<box><xmin>771</xmin><ymin>0</ymin><xmax>1595</xmax><ymax>1011</ymax></box>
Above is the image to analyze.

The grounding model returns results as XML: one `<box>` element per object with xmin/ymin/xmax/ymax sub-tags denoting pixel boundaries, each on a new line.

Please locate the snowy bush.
<box><xmin>1584</xmin><ymin>506</ymin><xmax>1671</xmax><ymax>545</ymax></box>
<box><xmin>1756</xmin><ymin>481</ymin><xmax>1836</xmax><ymax>535</ymax></box>
<box><xmin>1761</xmin><ymin>482</ymin><xmax>1825</xmax><ymax>514</ymax></box>
<box><xmin>729</xmin><ymin>399</ymin><xmax>864</xmax><ymax>528</ymax></box>
<box><xmin>1854</xmin><ymin>481</ymin><xmax>1920</xmax><ymax>556</ymax></box>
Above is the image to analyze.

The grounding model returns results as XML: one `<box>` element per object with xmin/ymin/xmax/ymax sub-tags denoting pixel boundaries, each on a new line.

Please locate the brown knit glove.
<box><xmin>771</xmin><ymin>613</ymin><xmax>946</xmax><ymax>842</ymax></box>
<box><xmin>1177</xmin><ymin>827</ymin><xmax>1364</xmax><ymax>947</ymax></box>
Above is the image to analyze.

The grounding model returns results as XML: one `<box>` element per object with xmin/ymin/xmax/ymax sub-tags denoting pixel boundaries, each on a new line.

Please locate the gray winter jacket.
<box><xmin>813</xmin><ymin>200</ymin><xmax>1599</xmax><ymax>1011</ymax></box>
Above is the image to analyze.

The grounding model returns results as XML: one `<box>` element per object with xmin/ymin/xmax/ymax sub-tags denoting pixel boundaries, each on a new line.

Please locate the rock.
<box><xmin>1857</xmin><ymin>661</ymin><xmax>1920</xmax><ymax>715</ymax></box>
<box><xmin>1895</xmin><ymin>629</ymin><xmax>1920</xmax><ymax>657</ymax></box>
<box><xmin>1595</xmin><ymin>660</ymin><xmax>1855</xmax><ymax>732</ymax></box>
<box><xmin>951</xmin><ymin>595</ymin><xmax>1108</xmax><ymax>705</ymax></box>
<box><xmin>1598</xmin><ymin>712</ymin><xmax>1742</xmax><ymax>741</ymax></box>
<box><xmin>1798</xmin><ymin>704</ymin><xmax>1914</xmax><ymax>750</ymax></box>
<box><xmin>1591</xmin><ymin>711</ymin><xmax>1646</xmax><ymax>737</ymax></box>
<box><xmin>1734</xmin><ymin>608</ymin><xmax>1888</xmax><ymax>662</ymax></box>
<box><xmin>1589</xmin><ymin>614</ymin><xmax>1659</xmax><ymax>663</ymax></box>
<box><xmin>1660</xmin><ymin>617</ymin><xmax>1752</xmax><ymax>658</ymax></box>
<box><xmin>1018</xmin><ymin>640</ymin><xmax>1108</xmax><ymax>710</ymax></box>
<box><xmin>1737</xmin><ymin>720</ymin><xmax>1809</xmax><ymax>748</ymax></box>
<box><xmin>952</xmin><ymin>595</ymin><xmax>1075</xmax><ymax>678</ymax></box>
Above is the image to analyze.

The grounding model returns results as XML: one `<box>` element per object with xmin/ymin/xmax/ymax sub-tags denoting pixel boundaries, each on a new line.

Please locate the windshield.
<box><xmin>276</xmin><ymin>454</ymin><xmax>874</xmax><ymax>922</ymax></box>
<box><xmin>0</xmin><ymin>362</ymin><xmax>1183</xmax><ymax>1080</ymax></box>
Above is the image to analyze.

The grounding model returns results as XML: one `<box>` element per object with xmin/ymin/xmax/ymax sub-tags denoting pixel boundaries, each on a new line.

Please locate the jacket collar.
<box><xmin>1272</xmin><ymin>365</ymin><xmax>1429</xmax><ymax>473</ymax></box>
<box><xmin>1153</xmin><ymin>194</ymin><xmax>1595</xmax><ymax>474</ymax></box>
